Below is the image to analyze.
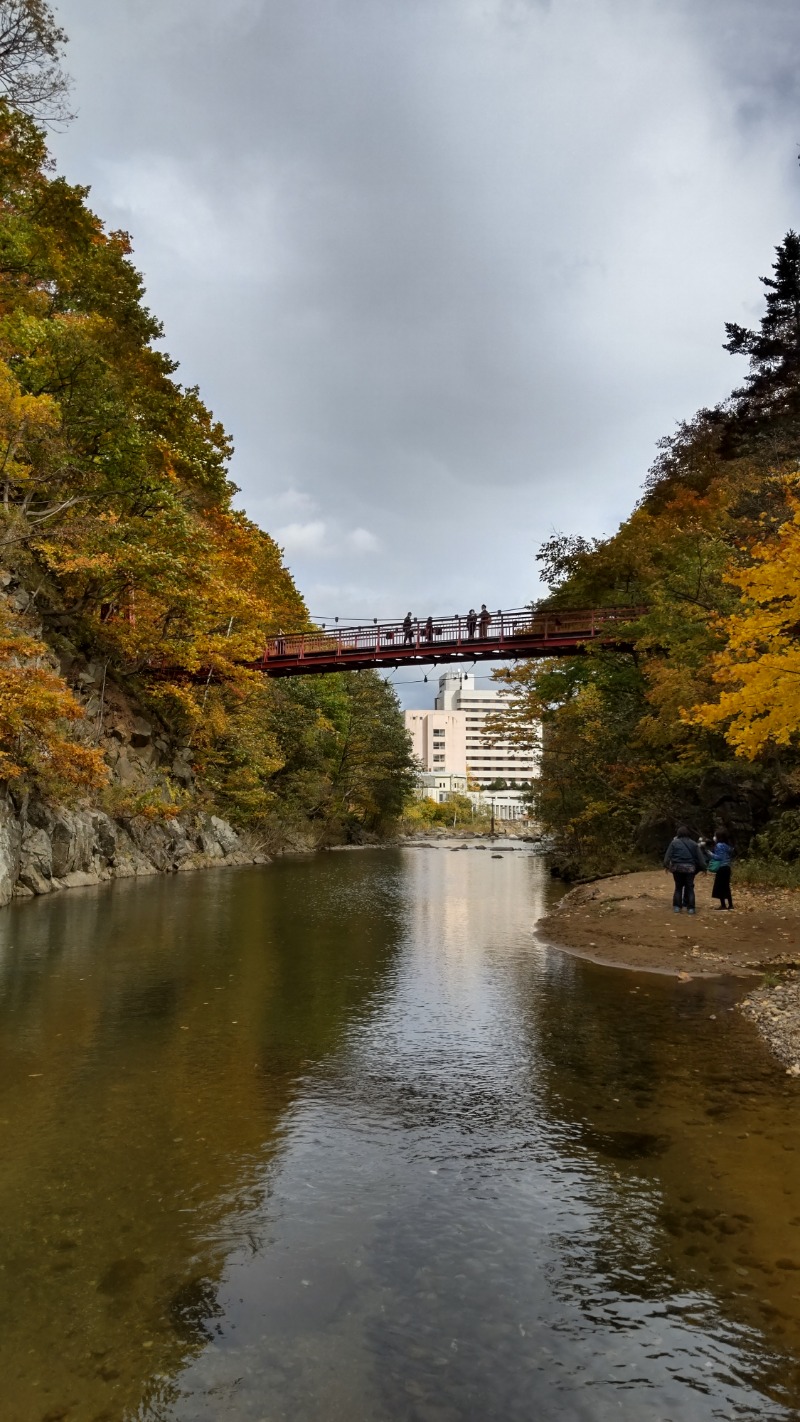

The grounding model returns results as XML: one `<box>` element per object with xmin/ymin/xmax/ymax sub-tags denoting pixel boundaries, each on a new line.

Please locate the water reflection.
<box><xmin>1</xmin><ymin>848</ymin><xmax>799</xmax><ymax>1421</ymax></box>
<box><xmin>0</xmin><ymin>859</ymin><xmax>404</xmax><ymax>1421</ymax></box>
<box><xmin>515</xmin><ymin>946</ymin><xmax>800</xmax><ymax>1412</ymax></box>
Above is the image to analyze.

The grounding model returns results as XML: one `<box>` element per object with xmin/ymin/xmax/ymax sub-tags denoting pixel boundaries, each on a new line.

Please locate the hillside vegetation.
<box><xmin>0</xmin><ymin>104</ymin><xmax>414</xmax><ymax>845</ymax></box>
<box><xmin>492</xmin><ymin>230</ymin><xmax>800</xmax><ymax>877</ymax></box>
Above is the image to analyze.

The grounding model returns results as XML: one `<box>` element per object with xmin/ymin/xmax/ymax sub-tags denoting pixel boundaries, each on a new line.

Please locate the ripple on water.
<box><xmin>0</xmin><ymin>850</ymin><xmax>799</xmax><ymax>1421</ymax></box>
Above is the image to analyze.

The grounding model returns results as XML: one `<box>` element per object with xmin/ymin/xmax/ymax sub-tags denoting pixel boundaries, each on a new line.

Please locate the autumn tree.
<box><xmin>0</xmin><ymin>601</ymin><xmax>105</xmax><ymax>794</ymax></box>
<box><xmin>693</xmin><ymin>493</ymin><xmax>800</xmax><ymax>757</ymax></box>
<box><xmin>488</xmin><ymin>218</ymin><xmax>800</xmax><ymax>873</ymax></box>
<box><xmin>258</xmin><ymin>672</ymin><xmax>415</xmax><ymax>842</ymax></box>
<box><xmin>0</xmin><ymin>99</ymin><xmax>416</xmax><ymax>836</ymax></box>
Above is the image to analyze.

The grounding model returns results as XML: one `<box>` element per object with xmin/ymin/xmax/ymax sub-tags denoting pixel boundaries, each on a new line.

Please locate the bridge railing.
<box><xmin>260</xmin><ymin>606</ymin><xmax>645</xmax><ymax>664</ymax></box>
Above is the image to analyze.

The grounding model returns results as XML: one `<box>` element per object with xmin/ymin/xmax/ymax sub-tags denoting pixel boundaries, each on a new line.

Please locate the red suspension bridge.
<box><xmin>251</xmin><ymin>606</ymin><xmax>644</xmax><ymax>678</ymax></box>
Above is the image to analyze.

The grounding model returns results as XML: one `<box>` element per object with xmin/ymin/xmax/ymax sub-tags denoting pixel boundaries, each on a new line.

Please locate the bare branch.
<box><xmin>0</xmin><ymin>493</ymin><xmax>86</xmax><ymax>542</ymax></box>
<box><xmin>0</xmin><ymin>1</ymin><xmax>73</xmax><ymax>124</ymax></box>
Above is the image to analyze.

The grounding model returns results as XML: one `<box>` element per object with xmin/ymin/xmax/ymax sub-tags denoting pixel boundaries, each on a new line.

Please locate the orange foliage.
<box><xmin>0</xmin><ymin>604</ymin><xmax>106</xmax><ymax>795</ymax></box>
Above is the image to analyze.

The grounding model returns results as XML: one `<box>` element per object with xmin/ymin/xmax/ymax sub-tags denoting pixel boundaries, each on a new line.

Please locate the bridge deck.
<box><xmin>252</xmin><ymin>607</ymin><xmax>643</xmax><ymax>677</ymax></box>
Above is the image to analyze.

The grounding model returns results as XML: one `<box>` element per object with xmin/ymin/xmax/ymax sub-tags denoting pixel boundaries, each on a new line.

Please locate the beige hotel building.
<box><xmin>404</xmin><ymin>671</ymin><xmax>539</xmax><ymax>813</ymax></box>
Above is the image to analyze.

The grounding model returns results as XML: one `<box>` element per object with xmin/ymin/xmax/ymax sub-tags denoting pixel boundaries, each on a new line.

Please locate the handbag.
<box><xmin>708</xmin><ymin>856</ymin><xmax>721</xmax><ymax>872</ymax></box>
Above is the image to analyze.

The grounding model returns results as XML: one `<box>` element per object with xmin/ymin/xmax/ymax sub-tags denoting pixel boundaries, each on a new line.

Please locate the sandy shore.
<box><xmin>539</xmin><ymin>870</ymin><xmax>800</xmax><ymax>1073</ymax></box>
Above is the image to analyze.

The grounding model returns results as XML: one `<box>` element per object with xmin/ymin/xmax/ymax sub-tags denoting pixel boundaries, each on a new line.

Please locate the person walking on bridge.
<box><xmin>403</xmin><ymin>612</ymin><xmax>414</xmax><ymax>646</ymax></box>
<box><xmin>663</xmin><ymin>826</ymin><xmax>707</xmax><ymax>914</ymax></box>
<box><xmin>466</xmin><ymin>608</ymin><xmax>477</xmax><ymax>640</ymax></box>
<box><xmin>479</xmin><ymin>604</ymin><xmax>491</xmax><ymax>639</ymax></box>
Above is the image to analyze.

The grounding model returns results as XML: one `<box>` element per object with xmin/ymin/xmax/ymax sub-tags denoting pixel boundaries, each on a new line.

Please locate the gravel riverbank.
<box><xmin>539</xmin><ymin>870</ymin><xmax>800</xmax><ymax>1072</ymax></box>
<box><xmin>740</xmin><ymin>973</ymin><xmax>800</xmax><ymax>1076</ymax></box>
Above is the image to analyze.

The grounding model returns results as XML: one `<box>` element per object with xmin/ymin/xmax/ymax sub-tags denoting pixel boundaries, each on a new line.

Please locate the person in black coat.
<box><xmin>663</xmin><ymin>826</ymin><xmax>707</xmax><ymax>914</ymax></box>
<box><xmin>709</xmin><ymin>833</ymin><xmax>735</xmax><ymax>910</ymax></box>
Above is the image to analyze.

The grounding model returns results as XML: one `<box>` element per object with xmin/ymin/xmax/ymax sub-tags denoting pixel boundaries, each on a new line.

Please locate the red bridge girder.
<box><xmin>249</xmin><ymin>606</ymin><xmax>645</xmax><ymax>678</ymax></box>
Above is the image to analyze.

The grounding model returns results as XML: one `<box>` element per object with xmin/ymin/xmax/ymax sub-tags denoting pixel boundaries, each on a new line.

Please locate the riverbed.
<box><xmin>2</xmin><ymin>845</ymin><xmax>800</xmax><ymax>1420</ymax></box>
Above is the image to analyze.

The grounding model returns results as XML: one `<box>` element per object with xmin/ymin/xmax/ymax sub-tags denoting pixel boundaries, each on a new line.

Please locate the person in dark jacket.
<box><xmin>403</xmin><ymin>612</ymin><xmax>414</xmax><ymax>646</ymax></box>
<box><xmin>663</xmin><ymin>826</ymin><xmax>707</xmax><ymax>914</ymax></box>
<box><xmin>710</xmin><ymin>833</ymin><xmax>734</xmax><ymax>910</ymax></box>
<box><xmin>466</xmin><ymin>608</ymin><xmax>477</xmax><ymax>640</ymax></box>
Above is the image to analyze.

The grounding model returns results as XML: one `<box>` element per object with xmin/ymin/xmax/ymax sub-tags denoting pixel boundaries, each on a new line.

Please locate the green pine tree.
<box><xmin>724</xmin><ymin>230</ymin><xmax>800</xmax><ymax>398</ymax></box>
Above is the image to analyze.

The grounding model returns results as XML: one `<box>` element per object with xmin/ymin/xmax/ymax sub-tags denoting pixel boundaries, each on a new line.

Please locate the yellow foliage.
<box><xmin>692</xmin><ymin>497</ymin><xmax>800</xmax><ymax>757</ymax></box>
<box><xmin>0</xmin><ymin>357</ymin><xmax>59</xmax><ymax>509</ymax></box>
<box><xmin>0</xmin><ymin>604</ymin><xmax>107</xmax><ymax>795</ymax></box>
<box><xmin>38</xmin><ymin>504</ymin><xmax>306</xmax><ymax>677</ymax></box>
<box><xmin>99</xmin><ymin>782</ymin><xmax>187</xmax><ymax>822</ymax></box>
<box><xmin>637</xmin><ymin>658</ymin><xmax>717</xmax><ymax>761</ymax></box>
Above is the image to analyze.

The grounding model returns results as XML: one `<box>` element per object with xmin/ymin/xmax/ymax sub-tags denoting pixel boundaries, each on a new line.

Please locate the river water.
<box><xmin>2</xmin><ymin>846</ymin><xmax>800</xmax><ymax>1422</ymax></box>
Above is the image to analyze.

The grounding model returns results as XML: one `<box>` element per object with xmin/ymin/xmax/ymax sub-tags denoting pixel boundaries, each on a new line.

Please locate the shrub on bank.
<box><xmin>735</xmin><ymin>860</ymin><xmax>800</xmax><ymax>890</ymax></box>
<box><xmin>402</xmin><ymin>793</ymin><xmax>490</xmax><ymax>829</ymax></box>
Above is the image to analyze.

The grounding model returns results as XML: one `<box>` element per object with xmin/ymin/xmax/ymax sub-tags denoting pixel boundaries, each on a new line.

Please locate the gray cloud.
<box><xmin>51</xmin><ymin>0</ymin><xmax>800</xmax><ymax>644</ymax></box>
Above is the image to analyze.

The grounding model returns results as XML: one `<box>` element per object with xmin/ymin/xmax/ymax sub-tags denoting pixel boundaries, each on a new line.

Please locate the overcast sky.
<box><xmin>49</xmin><ymin>0</ymin><xmax>800</xmax><ymax>702</ymax></box>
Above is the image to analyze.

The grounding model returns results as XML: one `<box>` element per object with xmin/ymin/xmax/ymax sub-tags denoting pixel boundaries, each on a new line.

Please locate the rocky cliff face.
<box><xmin>0</xmin><ymin>789</ymin><xmax>266</xmax><ymax>907</ymax></box>
<box><xmin>0</xmin><ymin>565</ymin><xmax>271</xmax><ymax>908</ymax></box>
<box><xmin>1</xmin><ymin>562</ymin><xmax>205</xmax><ymax>800</ymax></box>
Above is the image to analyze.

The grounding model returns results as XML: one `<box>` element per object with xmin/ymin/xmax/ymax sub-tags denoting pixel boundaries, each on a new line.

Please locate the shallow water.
<box><xmin>1</xmin><ymin>846</ymin><xmax>800</xmax><ymax>1421</ymax></box>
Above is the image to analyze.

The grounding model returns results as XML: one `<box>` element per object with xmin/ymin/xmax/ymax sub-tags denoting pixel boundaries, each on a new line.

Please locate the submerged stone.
<box><xmin>96</xmin><ymin>1258</ymin><xmax>147</xmax><ymax>1295</ymax></box>
<box><xmin>583</xmin><ymin>1127</ymin><xmax>672</xmax><ymax>1160</ymax></box>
